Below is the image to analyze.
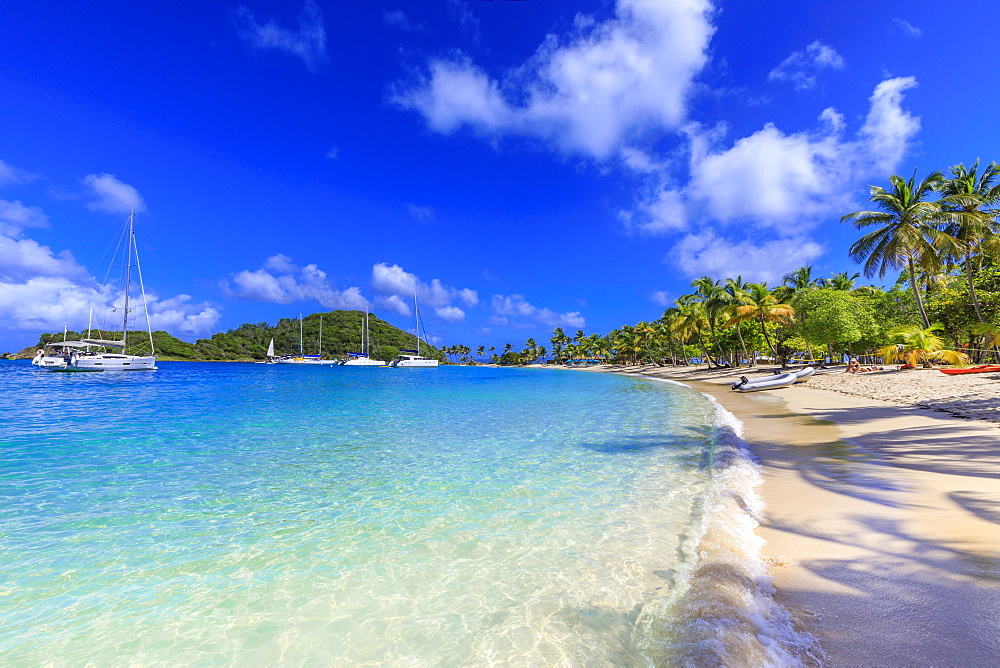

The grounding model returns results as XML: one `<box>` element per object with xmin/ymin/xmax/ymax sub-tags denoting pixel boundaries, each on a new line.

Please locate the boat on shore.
<box><xmin>939</xmin><ymin>364</ymin><xmax>1000</xmax><ymax>375</ymax></box>
<box><xmin>731</xmin><ymin>371</ymin><xmax>797</xmax><ymax>392</ymax></box>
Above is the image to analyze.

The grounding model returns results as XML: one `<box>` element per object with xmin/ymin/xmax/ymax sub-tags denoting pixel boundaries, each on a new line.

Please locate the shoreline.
<box><xmin>581</xmin><ymin>363</ymin><xmax>1000</xmax><ymax>665</ymax></box>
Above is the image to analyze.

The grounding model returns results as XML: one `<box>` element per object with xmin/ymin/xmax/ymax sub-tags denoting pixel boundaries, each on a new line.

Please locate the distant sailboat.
<box><xmin>271</xmin><ymin>314</ymin><xmax>337</xmax><ymax>365</ymax></box>
<box><xmin>341</xmin><ymin>307</ymin><xmax>386</xmax><ymax>366</ymax></box>
<box><xmin>388</xmin><ymin>296</ymin><xmax>439</xmax><ymax>368</ymax></box>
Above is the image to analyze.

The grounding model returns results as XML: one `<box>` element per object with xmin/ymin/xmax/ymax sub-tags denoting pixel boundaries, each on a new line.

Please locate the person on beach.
<box><xmin>845</xmin><ymin>358</ymin><xmax>884</xmax><ymax>373</ymax></box>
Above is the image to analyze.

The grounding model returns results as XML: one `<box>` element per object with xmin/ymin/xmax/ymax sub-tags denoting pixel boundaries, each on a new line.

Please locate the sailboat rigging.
<box><xmin>388</xmin><ymin>295</ymin><xmax>439</xmax><ymax>368</ymax></box>
<box><xmin>34</xmin><ymin>212</ymin><xmax>157</xmax><ymax>372</ymax></box>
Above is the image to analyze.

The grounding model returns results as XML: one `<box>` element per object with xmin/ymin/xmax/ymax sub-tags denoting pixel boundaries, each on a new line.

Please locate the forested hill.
<box><xmin>28</xmin><ymin>311</ymin><xmax>445</xmax><ymax>362</ymax></box>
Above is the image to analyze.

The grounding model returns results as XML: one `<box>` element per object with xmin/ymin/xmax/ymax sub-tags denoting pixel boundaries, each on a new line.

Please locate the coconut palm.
<box><xmin>821</xmin><ymin>271</ymin><xmax>861</xmax><ymax>290</ymax></box>
<box><xmin>841</xmin><ymin>171</ymin><xmax>946</xmax><ymax>329</ymax></box>
<box><xmin>937</xmin><ymin>160</ymin><xmax>1000</xmax><ymax>323</ymax></box>
<box><xmin>879</xmin><ymin>323</ymin><xmax>970</xmax><ymax>368</ymax></box>
<box><xmin>724</xmin><ymin>283</ymin><xmax>794</xmax><ymax>362</ymax></box>
<box><xmin>683</xmin><ymin>277</ymin><xmax>727</xmax><ymax>364</ymax></box>
<box><xmin>672</xmin><ymin>301</ymin><xmax>714</xmax><ymax>366</ymax></box>
<box><xmin>723</xmin><ymin>276</ymin><xmax>753</xmax><ymax>365</ymax></box>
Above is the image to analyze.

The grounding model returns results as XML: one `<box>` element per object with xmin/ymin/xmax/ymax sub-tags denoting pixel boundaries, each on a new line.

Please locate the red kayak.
<box><xmin>939</xmin><ymin>365</ymin><xmax>1000</xmax><ymax>375</ymax></box>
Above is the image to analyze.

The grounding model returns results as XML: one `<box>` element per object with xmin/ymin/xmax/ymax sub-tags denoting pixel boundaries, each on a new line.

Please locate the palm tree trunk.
<box><xmin>907</xmin><ymin>258</ymin><xmax>931</xmax><ymax>329</ymax></box>
<box><xmin>735</xmin><ymin>323</ymin><xmax>749</xmax><ymax>367</ymax></box>
<box><xmin>966</xmin><ymin>254</ymin><xmax>986</xmax><ymax>323</ymax></box>
<box><xmin>760</xmin><ymin>315</ymin><xmax>778</xmax><ymax>359</ymax></box>
<box><xmin>695</xmin><ymin>332</ymin><xmax>713</xmax><ymax>367</ymax></box>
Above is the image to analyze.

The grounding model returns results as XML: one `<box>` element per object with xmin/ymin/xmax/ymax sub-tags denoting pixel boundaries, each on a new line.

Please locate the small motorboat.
<box><xmin>939</xmin><ymin>364</ymin><xmax>1000</xmax><ymax>375</ymax></box>
<box><xmin>731</xmin><ymin>372</ymin><xmax>798</xmax><ymax>392</ymax></box>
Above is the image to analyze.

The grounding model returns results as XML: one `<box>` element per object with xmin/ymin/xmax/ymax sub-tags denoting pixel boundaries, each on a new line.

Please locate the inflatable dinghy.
<box><xmin>731</xmin><ymin>372</ymin><xmax>797</xmax><ymax>392</ymax></box>
<box><xmin>791</xmin><ymin>366</ymin><xmax>816</xmax><ymax>383</ymax></box>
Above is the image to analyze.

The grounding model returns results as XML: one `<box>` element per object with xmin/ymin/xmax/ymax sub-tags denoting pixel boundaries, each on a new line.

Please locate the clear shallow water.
<box><xmin>0</xmin><ymin>362</ymin><xmax>802</xmax><ymax>665</ymax></box>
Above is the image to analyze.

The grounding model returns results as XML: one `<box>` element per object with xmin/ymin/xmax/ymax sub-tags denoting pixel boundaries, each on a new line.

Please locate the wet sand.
<box><xmin>577</xmin><ymin>364</ymin><xmax>1000</xmax><ymax>666</ymax></box>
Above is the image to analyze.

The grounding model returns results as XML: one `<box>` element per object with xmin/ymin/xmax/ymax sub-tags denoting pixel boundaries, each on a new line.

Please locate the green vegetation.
<box><xmin>32</xmin><ymin>310</ymin><xmax>444</xmax><ymax>363</ymax></box>
<box><xmin>451</xmin><ymin>160</ymin><xmax>1000</xmax><ymax>368</ymax></box>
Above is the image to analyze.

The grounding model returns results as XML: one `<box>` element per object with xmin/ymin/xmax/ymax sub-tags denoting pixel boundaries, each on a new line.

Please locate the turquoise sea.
<box><xmin>0</xmin><ymin>362</ymin><xmax>813</xmax><ymax>665</ymax></box>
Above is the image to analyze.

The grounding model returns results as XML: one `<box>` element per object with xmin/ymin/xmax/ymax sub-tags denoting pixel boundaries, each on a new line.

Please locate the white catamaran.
<box><xmin>341</xmin><ymin>307</ymin><xmax>386</xmax><ymax>366</ymax></box>
<box><xmin>389</xmin><ymin>295</ymin><xmax>439</xmax><ymax>368</ymax></box>
<box><xmin>270</xmin><ymin>314</ymin><xmax>337</xmax><ymax>365</ymax></box>
<box><xmin>34</xmin><ymin>214</ymin><xmax>158</xmax><ymax>372</ymax></box>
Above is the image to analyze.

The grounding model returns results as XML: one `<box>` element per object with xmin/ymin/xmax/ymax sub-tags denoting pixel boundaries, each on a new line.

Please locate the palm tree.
<box><xmin>550</xmin><ymin>327</ymin><xmax>569</xmax><ymax>363</ymax></box>
<box><xmin>879</xmin><ymin>324</ymin><xmax>970</xmax><ymax>368</ymax></box>
<box><xmin>684</xmin><ymin>277</ymin><xmax>727</xmax><ymax>364</ymax></box>
<box><xmin>841</xmin><ymin>171</ymin><xmax>946</xmax><ymax>329</ymax></box>
<box><xmin>672</xmin><ymin>301</ymin><xmax>714</xmax><ymax>366</ymax></box>
<box><xmin>937</xmin><ymin>160</ymin><xmax>1000</xmax><ymax>323</ymax></box>
<box><xmin>723</xmin><ymin>276</ymin><xmax>753</xmax><ymax>365</ymax></box>
<box><xmin>821</xmin><ymin>271</ymin><xmax>861</xmax><ymax>290</ymax></box>
<box><xmin>782</xmin><ymin>265</ymin><xmax>818</xmax><ymax>293</ymax></box>
<box><xmin>724</xmin><ymin>283</ymin><xmax>794</xmax><ymax>362</ymax></box>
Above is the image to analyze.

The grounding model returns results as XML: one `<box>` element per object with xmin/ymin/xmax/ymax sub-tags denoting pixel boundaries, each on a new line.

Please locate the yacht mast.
<box><xmin>122</xmin><ymin>213</ymin><xmax>133</xmax><ymax>350</ymax></box>
<box><xmin>319</xmin><ymin>315</ymin><xmax>323</xmax><ymax>357</ymax></box>
<box><xmin>299</xmin><ymin>313</ymin><xmax>304</xmax><ymax>355</ymax></box>
<box><xmin>414</xmin><ymin>294</ymin><xmax>420</xmax><ymax>356</ymax></box>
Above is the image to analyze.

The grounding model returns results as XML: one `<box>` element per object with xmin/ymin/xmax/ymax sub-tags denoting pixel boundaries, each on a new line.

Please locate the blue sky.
<box><xmin>1</xmin><ymin>0</ymin><xmax>996</xmax><ymax>352</ymax></box>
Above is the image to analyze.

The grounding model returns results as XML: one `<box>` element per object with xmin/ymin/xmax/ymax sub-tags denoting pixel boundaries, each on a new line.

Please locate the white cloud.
<box><xmin>371</xmin><ymin>263</ymin><xmax>478</xmax><ymax>316</ymax></box>
<box><xmin>687</xmin><ymin>122</ymin><xmax>848</xmax><ymax>226</ymax></box>
<box><xmin>768</xmin><ymin>41</ymin><xmax>845</xmax><ymax>91</ymax></box>
<box><xmin>383</xmin><ymin>10</ymin><xmax>423</xmax><ymax>32</ymax></box>
<box><xmin>236</xmin><ymin>0</ymin><xmax>327</xmax><ymax>70</ymax></box>
<box><xmin>325</xmin><ymin>147</ymin><xmax>339</xmax><ymax>159</ymax></box>
<box><xmin>0</xmin><ymin>199</ymin><xmax>49</xmax><ymax>237</ymax></box>
<box><xmin>491</xmin><ymin>294</ymin><xmax>585</xmax><ymax>329</ymax></box>
<box><xmin>226</xmin><ymin>256</ymin><xmax>368</xmax><ymax>309</ymax></box>
<box><xmin>893</xmin><ymin>18</ymin><xmax>922</xmax><ymax>38</ymax></box>
<box><xmin>264</xmin><ymin>253</ymin><xmax>297</xmax><ymax>274</ymax></box>
<box><xmin>627</xmin><ymin>77</ymin><xmax>920</xmax><ymax>234</ymax></box>
<box><xmin>672</xmin><ymin>230</ymin><xmax>824</xmax><ymax>284</ymax></box>
<box><xmin>0</xmin><ymin>235</ymin><xmax>90</xmax><ymax>283</ymax></box>
<box><xmin>83</xmin><ymin>173</ymin><xmax>146</xmax><ymax>214</ymax></box>
<box><xmin>146</xmin><ymin>294</ymin><xmax>221</xmax><ymax>335</ymax></box>
<box><xmin>858</xmin><ymin>76</ymin><xmax>920</xmax><ymax>173</ymax></box>
<box><xmin>393</xmin><ymin>0</ymin><xmax>715</xmax><ymax>159</ymax></box>
<box><xmin>0</xmin><ymin>159</ymin><xmax>34</xmax><ymax>187</ymax></box>
<box><xmin>0</xmin><ymin>222</ymin><xmax>218</xmax><ymax>336</ymax></box>
<box><xmin>376</xmin><ymin>294</ymin><xmax>411</xmax><ymax>317</ymax></box>
<box><xmin>435</xmin><ymin>305</ymin><xmax>465</xmax><ymax>322</ymax></box>
<box><xmin>650</xmin><ymin>290</ymin><xmax>672</xmax><ymax>307</ymax></box>
<box><xmin>407</xmin><ymin>204</ymin><xmax>435</xmax><ymax>222</ymax></box>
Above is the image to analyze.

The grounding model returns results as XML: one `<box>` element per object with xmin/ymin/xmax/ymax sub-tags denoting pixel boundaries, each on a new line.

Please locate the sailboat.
<box><xmin>341</xmin><ymin>307</ymin><xmax>386</xmax><ymax>366</ymax></box>
<box><xmin>388</xmin><ymin>295</ymin><xmax>439</xmax><ymax>368</ymax></box>
<box><xmin>271</xmin><ymin>314</ymin><xmax>337</xmax><ymax>365</ymax></box>
<box><xmin>39</xmin><ymin>214</ymin><xmax>158</xmax><ymax>372</ymax></box>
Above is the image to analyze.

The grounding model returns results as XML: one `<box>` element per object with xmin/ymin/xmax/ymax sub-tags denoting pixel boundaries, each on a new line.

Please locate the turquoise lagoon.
<box><xmin>0</xmin><ymin>362</ymin><xmax>801</xmax><ymax>665</ymax></box>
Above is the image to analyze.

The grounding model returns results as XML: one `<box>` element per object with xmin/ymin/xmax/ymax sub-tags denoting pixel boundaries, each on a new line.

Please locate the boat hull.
<box><xmin>939</xmin><ymin>365</ymin><xmax>1000</xmax><ymax>375</ymax></box>
<box><xmin>732</xmin><ymin>372</ymin><xmax>797</xmax><ymax>392</ymax></box>
<box><xmin>61</xmin><ymin>354</ymin><xmax>158</xmax><ymax>371</ymax></box>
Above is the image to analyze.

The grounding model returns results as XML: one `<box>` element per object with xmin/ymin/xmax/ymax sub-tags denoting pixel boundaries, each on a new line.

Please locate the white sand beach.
<box><xmin>577</xmin><ymin>363</ymin><xmax>1000</xmax><ymax>666</ymax></box>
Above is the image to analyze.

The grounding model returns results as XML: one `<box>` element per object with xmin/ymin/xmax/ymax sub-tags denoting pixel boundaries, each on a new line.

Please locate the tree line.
<box><xmin>449</xmin><ymin>161</ymin><xmax>1000</xmax><ymax>368</ymax></box>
